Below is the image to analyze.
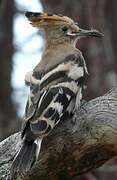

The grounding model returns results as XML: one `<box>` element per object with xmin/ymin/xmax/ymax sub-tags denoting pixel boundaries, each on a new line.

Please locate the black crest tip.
<box><xmin>25</xmin><ymin>11</ymin><xmax>42</xmax><ymax>18</ymax></box>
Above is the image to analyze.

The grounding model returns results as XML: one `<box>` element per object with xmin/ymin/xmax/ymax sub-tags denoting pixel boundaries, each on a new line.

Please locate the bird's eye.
<box><xmin>61</xmin><ymin>26</ymin><xmax>68</xmax><ymax>33</ymax></box>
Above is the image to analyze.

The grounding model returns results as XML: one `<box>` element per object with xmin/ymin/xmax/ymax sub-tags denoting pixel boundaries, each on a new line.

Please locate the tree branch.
<box><xmin>1</xmin><ymin>88</ymin><xmax>117</xmax><ymax>180</ymax></box>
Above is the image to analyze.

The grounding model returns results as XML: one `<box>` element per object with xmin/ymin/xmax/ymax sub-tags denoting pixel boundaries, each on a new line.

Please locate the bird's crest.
<box><xmin>25</xmin><ymin>12</ymin><xmax>74</xmax><ymax>27</ymax></box>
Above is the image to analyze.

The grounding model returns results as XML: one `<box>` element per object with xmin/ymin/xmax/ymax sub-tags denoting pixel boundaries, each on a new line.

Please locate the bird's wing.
<box><xmin>27</xmin><ymin>85</ymin><xmax>75</xmax><ymax>139</ymax></box>
<box><xmin>21</xmin><ymin>84</ymin><xmax>41</xmax><ymax>139</ymax></box>
<box><xmin>24</xmin><ymin>68</ymin><xmax>44</xmax><ymax>120</ymax></box>
<box><xmin>22</xmin><ymin>54</ymin><xmax>88</xmax><ymax>139</ymax></box>
<box><xmin>23</xmin><ymin>59</ymin><xmax>70</xmax><ymax>122</ymax></box>
<box><xmin>22</xmin><ymin>70</ymin><xmax>42</xmax><ymax>138</ymax></box>
<box><xmin>22</xmin><ymin>80</ymin><xmax>76</xmax><ymax>139</ymax></box>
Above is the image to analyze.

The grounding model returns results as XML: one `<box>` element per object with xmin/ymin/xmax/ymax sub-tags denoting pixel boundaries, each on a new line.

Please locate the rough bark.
<box><xmin>1</xmin><ymin>88</ymin><xmax>117</xmax><ymax>180</ymax></box>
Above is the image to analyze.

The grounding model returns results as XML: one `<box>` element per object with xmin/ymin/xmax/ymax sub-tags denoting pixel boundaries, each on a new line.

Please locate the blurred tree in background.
<box><xmin>0</xmin><ymin>0</ymin><xmax>117</xmax><ymax>179</ymax></box>
<box><xmin>0</xmin><ymin>0</ymin><xmax>20</xmax><ymax>141</ymax></box>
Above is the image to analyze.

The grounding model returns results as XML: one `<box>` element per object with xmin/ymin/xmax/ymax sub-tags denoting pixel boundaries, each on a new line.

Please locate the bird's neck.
<box><xmin>34</xmin><ymin>40</ymin><xmax>80</xmax><ymax>73</ymax></box>
<box><xmin>44</xmin><ymin>40</ymin><xmax>75</xmax><ymax>57</ymax></box>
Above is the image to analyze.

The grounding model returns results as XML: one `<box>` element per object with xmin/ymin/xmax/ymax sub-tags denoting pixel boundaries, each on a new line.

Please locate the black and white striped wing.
<box><xmin>24</xmin><ymin>54</ymin><xmax>87</xmax><ymax>120</ymax></box>
<box><xmin>28</xmin><ymin>85</ymin><xmax>75</xmax><ymax>137</ymax></box>
<box><xmin>24</xmin><ymin>85</ymin><xmax>40</xmax><ymax>119</ymax></box>
<box><xmin>22</xmin><ymin>53</ymin><xmax>87</xmax><ymax>139</ymax></box>
<box><xmin>24</xmin><ymin>70</ymin><xmax>43</xmax><ymax>121</ymax></box>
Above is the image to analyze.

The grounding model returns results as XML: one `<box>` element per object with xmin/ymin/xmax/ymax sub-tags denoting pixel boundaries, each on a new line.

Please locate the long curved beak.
<box><xmin>67</xmin><ymin>28</ymin><xmax>104</xmax><ymax>38</ymax></box>
<box><xmin>77</xmin><ymin>28</ymin><xmax>104</xmax><ymax>38</ymax></box>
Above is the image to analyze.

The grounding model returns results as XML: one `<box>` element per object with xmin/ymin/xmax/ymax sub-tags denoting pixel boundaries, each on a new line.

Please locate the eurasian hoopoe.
<box><xmin>11</xmin><ymin>12</ymin><xmax>103</xmax><ymax>176</ymax></box>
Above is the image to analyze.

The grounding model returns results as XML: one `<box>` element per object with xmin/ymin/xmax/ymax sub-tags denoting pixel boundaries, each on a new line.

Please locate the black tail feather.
<box><xmin>11</xmin><ymin>140</ymin><xmax>37</xmax><ymax>177</ymax></box>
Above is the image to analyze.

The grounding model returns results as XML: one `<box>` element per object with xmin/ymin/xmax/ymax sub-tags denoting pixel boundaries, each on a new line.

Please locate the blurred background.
<box><xmin>0</xmin><ymin>0</ymin><xmax>117</xmax><ymax>179</ymax></box>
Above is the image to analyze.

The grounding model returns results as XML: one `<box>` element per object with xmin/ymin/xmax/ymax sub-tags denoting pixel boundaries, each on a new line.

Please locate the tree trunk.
<box><xmin>1</xmin><ymin>88</ymin><xmax>117</xmax><ymax>179</ymax></box>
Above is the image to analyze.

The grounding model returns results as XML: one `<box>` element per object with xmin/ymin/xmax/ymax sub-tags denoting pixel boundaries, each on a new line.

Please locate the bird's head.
<box><xmin>25</xmin><ymin>12</ymin><xmax>103</xmax><ymax>46</ymax></box>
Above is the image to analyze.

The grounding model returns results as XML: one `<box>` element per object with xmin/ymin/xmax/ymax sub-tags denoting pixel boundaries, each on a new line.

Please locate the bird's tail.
<box><xmin>11</xmin><ymin>138</ymin><xmax>42</xmax><ymax>177</ymax></box>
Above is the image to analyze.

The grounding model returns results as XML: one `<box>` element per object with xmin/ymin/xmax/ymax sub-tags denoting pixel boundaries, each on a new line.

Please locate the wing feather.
<box><xmin>22</xmin><ymin>53</ymin><xmax>87</xmax><ymax>139</ymax></box>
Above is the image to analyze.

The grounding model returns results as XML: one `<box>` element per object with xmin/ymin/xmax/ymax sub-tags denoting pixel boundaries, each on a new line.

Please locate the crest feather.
<box><xmin>25</xmin><ymin>11</ymin><xmax>74</xmax><ymax>27</ymax></box>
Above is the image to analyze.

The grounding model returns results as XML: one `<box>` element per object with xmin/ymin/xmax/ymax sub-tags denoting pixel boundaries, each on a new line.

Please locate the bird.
<box><xmin>11</xmin><ymin>12</ymin><xmax>103</xmax><ymax>176</ymax></box>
